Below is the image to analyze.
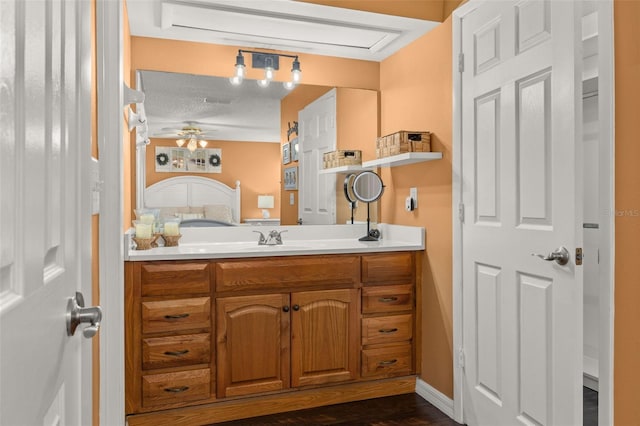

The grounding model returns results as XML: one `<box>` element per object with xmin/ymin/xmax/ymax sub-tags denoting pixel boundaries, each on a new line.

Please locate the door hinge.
<box><xmin>575</xmin><ymin>247</ymin><xmax>583</xmax><ymax>266</ymax></box>
<box><xmin>457</xmin><ymin>347</ymin><xmax>465</xmax><ymax>369</ymax></box>
<box><xmin>458</xmin><ymin>53</ymin><xmax>465</xmax><ymax>73</ymax></box>
<box><xmin>458</xmin><ymin>203</ymin><xmax>465</xmax><ymax>224</ymax></box>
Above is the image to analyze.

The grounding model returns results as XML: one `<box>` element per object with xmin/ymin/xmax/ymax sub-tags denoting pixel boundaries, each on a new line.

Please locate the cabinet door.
<box><xmin>291</xmin><ymin>289</ymin><xmax>359</xmax><ymax>387</ymax></box>
<box><xmin>216</xmin><ymin>294</ymin><xmax>290</xmax><ymax>398</ymax></box>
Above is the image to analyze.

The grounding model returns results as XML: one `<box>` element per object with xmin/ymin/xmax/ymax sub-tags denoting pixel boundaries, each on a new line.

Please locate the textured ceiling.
<box><xmin>140</xmin><ymin>71</ymin><xmax>290</xmax><ymax>143</ymax></box>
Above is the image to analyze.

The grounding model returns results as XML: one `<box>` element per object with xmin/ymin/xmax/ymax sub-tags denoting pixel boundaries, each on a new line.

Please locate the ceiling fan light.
<box><xmin>176</xmin><ymin>139</ymin><xmax>186</xmax><ymax>147</ymax></box>
<box><xmin>199</xmin><ymin>140</ymin><xmax>208</xmax><ymax>148</ymax></box>
<box><xmin>187</xmin><ymin>138</ymin><xmax>198</xmax><ymax>152</ymax></box>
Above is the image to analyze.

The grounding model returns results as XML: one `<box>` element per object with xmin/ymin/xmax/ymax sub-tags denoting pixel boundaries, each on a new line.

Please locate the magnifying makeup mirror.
<box><xmin>343</xmin><ymin>173</ymin><xmax>357</xmax><ymax>224</ymax></box>
<box><xmin>351</xmin><ymin>171</ymin><xmax>384</xmax><ymax>241</ymax></box>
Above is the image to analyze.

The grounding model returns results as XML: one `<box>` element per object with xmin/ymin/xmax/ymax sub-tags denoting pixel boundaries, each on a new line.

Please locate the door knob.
<box><xmin>66</xmin><ymin>291</ymin><xmax>102</xmax><ymax>338</ymax></box>
<box><xmin>531</xmin><ymin>246</ymin><xmax>570</xmax><ymax>266</ymax></box>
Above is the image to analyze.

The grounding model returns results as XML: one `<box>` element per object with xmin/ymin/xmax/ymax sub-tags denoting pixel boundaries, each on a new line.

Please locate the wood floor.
<box><xmin>214</xmin><ymin>393</ymin><xmax>460</xmax><ymax>426</ymax></box>
<box><xmin>212</xmin><ymin>389</ymin><xmax>599</xmax><ymax>425</ymax></box>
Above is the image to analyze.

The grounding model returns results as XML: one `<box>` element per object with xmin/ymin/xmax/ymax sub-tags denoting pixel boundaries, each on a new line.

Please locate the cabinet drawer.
<box><xmin>142</xmin><ymin>297</ymin><xmax>211</xmax><ymax>334</ymax></box>
<box><xmin>361</xmin><ymin>344</ymin><xmax>412</xmax><ymax>378</ymax></box>
<box><xmin>140</xmin><ymin>262</ymin><xmax>210</xmax><ymax>297</ymax></box>
<box><xmin>362</xmin><ymin>314</ymin><xmax>412</xmax><ymax>345</ymax></box>
<box><xmin>142</xmin><ymin>333</ymin><xmax>210</xmax><ymax>370</ymax></box>
<box><xmin>362</xmin><ymin>284</ymin><xmax>413</xmax><ymax>314</ymax></box>
<box><xmin>216</xmin><ymin>255</ymin><xmax>359</xmax><ymax>292</ymax></box>
<box><xmin>361</xmin><ymin>253</ymin><xmax>414</xmax><ymax>284</ymax></box>
<box><xmin>142</xmin><ymin>368</ymin><xmax>211</xmax><ymax>408</ymax></box>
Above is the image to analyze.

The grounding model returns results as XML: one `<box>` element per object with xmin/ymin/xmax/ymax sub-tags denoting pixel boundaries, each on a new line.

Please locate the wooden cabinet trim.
<box><xmin>216</xmin><ymin>255</ymin><xmax>360</xmax><ymax>292</ymax></box>
<box><xmin>361</xmin><ymin>253</ymin><xmax>414</xmax><ymax>284</ymax></box>
<box><xmin>140</xmin><ymin>261</ymin><xmax>211</xmax><ymax>297</ymax></box>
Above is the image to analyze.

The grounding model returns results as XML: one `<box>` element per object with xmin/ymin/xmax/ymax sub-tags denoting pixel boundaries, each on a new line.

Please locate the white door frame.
<box><xmin>96</xmin><ymin>0</ymin><xmax>126</xmax><ymax>425</ymax></box>
<box><xmin>451</xmin><ymin>1</ymin><xmax>615</xmax><ymax>424</ymax></box>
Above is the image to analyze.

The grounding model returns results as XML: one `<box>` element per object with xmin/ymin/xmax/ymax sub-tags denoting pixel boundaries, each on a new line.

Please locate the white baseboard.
<box><xmin>415</xmin><ymin>378</ymin><xmax>455</xmax><ymax>420</ymax></box>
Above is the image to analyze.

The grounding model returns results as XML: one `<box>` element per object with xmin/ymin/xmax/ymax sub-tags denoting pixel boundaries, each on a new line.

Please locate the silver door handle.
<box><xmin>531</xmin><ymin>246</ymin><xmax>570</xmax><ymax>266</ymax></box>
<box><xmin>66</xmin><ymin>291</ymin><xmax>102</xmax><ymax>338</ymax></box>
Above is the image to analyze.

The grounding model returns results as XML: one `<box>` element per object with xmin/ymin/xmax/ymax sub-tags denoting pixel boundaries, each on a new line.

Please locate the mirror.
<box><xmin>343</xmin><ymin>173</ymin><xmax>357</xmax><ymax>224</ymax></box>
<box><xmin>137</xmin><ymin>70</ymin><xmax>379</xmax><ymax>225</ymax></box>
<box><xmin>352</xmin><ymin>171</ymin><xmax>384</xmax><ymax>203</ymax></box>
<box><xmin>350</xmin><ymin>171</ymin><xmax>384</xmax><ymax>241</ymax></box>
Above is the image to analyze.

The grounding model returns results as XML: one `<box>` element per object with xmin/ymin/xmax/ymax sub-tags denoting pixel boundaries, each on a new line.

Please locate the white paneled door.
<box><xmin>298</xmin><ymin>89</ymin><xmax>336</xmax><ymax>225</ymax></box>
<box><xmin>0</xmin><ymin>0</ymin><xmax>94</xmax><ymax>425</ymax></box>
<box><xmin>461</xmin><ymin>1</ymin><xmax>582</xmax><ymax>425</ymax></box>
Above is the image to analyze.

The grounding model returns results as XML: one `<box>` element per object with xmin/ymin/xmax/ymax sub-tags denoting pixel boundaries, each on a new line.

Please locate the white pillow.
<box><xmin>204</xmin><ymin>204</ymin><xmax>233</xmax><ymax>223</ymax></box>
<box><xmin>176</xmin><ymin>212</ymin><xmax>204</xmax><ymax>220</ymax></box>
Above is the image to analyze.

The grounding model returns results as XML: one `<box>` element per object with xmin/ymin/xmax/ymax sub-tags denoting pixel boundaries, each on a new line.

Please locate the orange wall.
<box><xmin>146</xmin><ymin>139</ymin><xmax>281</xmax><ymax>220</ymax></box>
<box><xmin>379</xmin><ymin>18</ymin><xmax>453</xmax><ymax>397</ymax></box>
<box><xmin>614</xmin><ymin>0</ymin><xmax>640</xmax><ymax>423</ymax></box>
<box><xmin>131</xmin><ymin>37</ymin><xmax>379</xmax><ymax>90</ymax></box>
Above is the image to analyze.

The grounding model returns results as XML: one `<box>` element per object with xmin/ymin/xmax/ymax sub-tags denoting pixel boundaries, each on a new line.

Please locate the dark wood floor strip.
<box><xmin>212</xmin><ymin>388</ymin><xmax>598</xmax><ymax>425</ymax></box>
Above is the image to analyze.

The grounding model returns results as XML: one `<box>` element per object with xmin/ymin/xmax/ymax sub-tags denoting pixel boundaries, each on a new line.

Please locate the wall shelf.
<box><xmin>319</xmin><ymin>152</ymin><xmax>443</xmax><ymax>174</ymax></box>
<box><xmin>319</xmin><ymin>164</ymin><xmax>373</xmax><ymax>174</ymax></box>
<box><xmin>362</xmin><ymin>152</ymin><xmax>442</xmax><ymax>168</ymax></box>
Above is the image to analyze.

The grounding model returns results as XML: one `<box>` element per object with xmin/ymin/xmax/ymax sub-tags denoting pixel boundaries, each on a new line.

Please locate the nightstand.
<box><xmin>243</xmin><ymin>218</ymin><xmax>281</xmax><ymax>226</ymax></box>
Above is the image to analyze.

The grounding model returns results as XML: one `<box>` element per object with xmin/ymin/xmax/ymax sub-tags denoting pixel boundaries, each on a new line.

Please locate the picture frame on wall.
<box><xmin>284</xmin><ymin>166</ymin><xmax>298</xmax><ymax>190</ymax></box>
<box><xmin>290</xmin><ymin>137</ymin><xmax>299</xmax><ymax>162</ymax></box>
<box><xmin>282</xmin><ymin>142</ymin><xmax>291</xmax><ymax>164</ymax></box>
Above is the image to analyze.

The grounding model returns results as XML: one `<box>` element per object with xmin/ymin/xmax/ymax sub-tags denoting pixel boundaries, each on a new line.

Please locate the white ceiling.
<box><xmin>127</xmin><ymin>0</ymin><xmax>439</xmax><ymax>61</ymax></box>
<box><xmin>127</xmin><ymin>0</ymin><xmax>440</xmax><ymax>143</ymax></box>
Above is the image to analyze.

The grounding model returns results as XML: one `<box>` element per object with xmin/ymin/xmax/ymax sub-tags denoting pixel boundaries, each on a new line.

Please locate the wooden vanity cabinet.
<box><xmin>215</xmin><ymin>256</ymin><xmax>360</xmax><ymax>398</ymax></box>
<box><xmin>360</xmin><ymin>253</ymin><xmax>417</xmax><ymax>379</ymax></box>
<box><xmin>125</xmin><ymin>252</ymin><xmax>419</xmax><ymax>425</ymax></box>
<box><xmin>216</xmin><ymin>293</ymin><xmax>291</xmax><ymax>398</ymax></box>
<box><xmin>125</xmin><ymin>261</ymin><xmax>215</xmax><ymax>414</ymax></box>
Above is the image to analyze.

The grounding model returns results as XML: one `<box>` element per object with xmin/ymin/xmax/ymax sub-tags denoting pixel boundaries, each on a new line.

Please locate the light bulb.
<box><xmin>198</xmin><ymin>140</ymin><xmax>208</xmax><ymax>148</ymax></box>
<box><xmin>264</xmin><ymin>67</ymin><xmax>274</xmax><ymax>81</ymax></box>
<box><xmin>176</xmin><ymin>139</ymin><xmax>186</xmax><ymax>147</ymax></box>
<box><xmin>291</xmin><ymin>58</ymin><xmax>302</xmax><ymax>83</ymax></box>
<box><xmin>187</xmin><ymin>139</ymin><xmax>197</xmax><ymax>152</ymax></box>
<box><xmin>257</xmin><ymin>79</ymin><xmax>270</xmax><ymax>88</ymax></box>
<box><xmin>235</xmin><ymin>63</ymin><xmax>245</xmax><ymax>79</ymax></box>
<box><xmin>230</xmin><ymin>51</ymin><xmax>245</xmax><ymax>85</ymax></box>
<box><xmin>283</xmin><ymin>81</ymin><xmax>296</xmax><ymax>90</ymax></box>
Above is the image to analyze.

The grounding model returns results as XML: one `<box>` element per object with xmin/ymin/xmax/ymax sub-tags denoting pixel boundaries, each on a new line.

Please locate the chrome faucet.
<box><xmin>254</xmin><ymin>229</ymin><xmax>287</xmax><ymax>245</ymax></box>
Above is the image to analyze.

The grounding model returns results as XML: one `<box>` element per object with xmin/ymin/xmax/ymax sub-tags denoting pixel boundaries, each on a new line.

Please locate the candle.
<box><xmin>139</xmin><ymin>214</ymin><xmax>155</xmax><ymax>225</ymax></box>
<box><xmin>164</xmin><ymin>222</ymin><xmax>180</xmax><ymax>236</ymax></box>
<box><xmin>135</xmin><ymin>223</ymin><xmax>152</xmax><ymax>239</ymax></box>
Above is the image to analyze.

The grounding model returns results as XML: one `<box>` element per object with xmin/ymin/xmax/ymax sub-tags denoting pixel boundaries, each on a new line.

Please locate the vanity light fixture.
<box><xmin>230</xmin><ymin>50</ymin><xmax>302</xmax><ymax>90</ymax></box>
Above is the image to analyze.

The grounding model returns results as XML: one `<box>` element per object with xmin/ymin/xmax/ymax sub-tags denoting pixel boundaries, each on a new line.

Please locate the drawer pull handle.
<box><xmin>379</xmin><ymin>359</ymin><xmax>398</xmax><ymax>366</ymax></box>
<box><xmin>378</xmin><ymin>297</ymin><xmax>398</xmax><ymax>303</ymax></box>
<box><xmin>379</xmin><ymin>328</ymin><xmax>398</xmax><ymax>334</ymax></box>
<box><xmin>164</xmin><ymin>313</ymin><xmax>190</xmax><ymax>319</ymax></box>
<box><xmin>164</xmin><ymin>349</ymin><xmax>190</xmax><ymax>356</ymax></box>
<box><xmin>164</xmin><ymin>386</ymin><xmax>189</xmax><ymax>393</ymax></box>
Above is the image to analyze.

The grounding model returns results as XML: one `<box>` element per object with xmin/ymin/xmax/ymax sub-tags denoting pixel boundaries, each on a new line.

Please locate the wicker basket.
<box><xmin>133</xmin><ymin>236</ymin><xmax>155</xmax><ymax>250</ymax></box>
<box><xmin>322</xmin><ymin>150</ymin><xmax>362</xmax><ymax>168</ymax></box>
<box><xmin>163</xmin><ymin>234</ymin><xmax>182</xmax><ymax>247</ymax></box>
<box><xmin>376</xmin><ymin>131</ymin><xmax>431</xmax><ymax>158</ymax></box>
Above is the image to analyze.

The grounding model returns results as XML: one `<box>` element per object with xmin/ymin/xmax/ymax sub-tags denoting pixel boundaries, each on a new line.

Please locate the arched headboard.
<box><xmin>144</xmin><ymin>177</ymin><xmax>241</xmax><ymax>223</ymax></box>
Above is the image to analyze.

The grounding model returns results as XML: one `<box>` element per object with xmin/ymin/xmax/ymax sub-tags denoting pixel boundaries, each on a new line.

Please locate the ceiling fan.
<box><xmin>155</xmin><ymin>123</ymin><xmax>216</xmax><ymax>151</ymax></box>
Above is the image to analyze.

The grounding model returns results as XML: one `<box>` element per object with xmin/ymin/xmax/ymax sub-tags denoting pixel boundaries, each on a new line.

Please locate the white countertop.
<box><xmin>124</xmin><ymin>223</ymin><xmax>425</xmax><ymax>261</ymax></box>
